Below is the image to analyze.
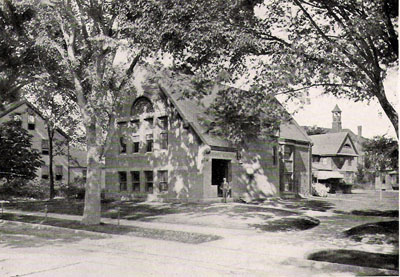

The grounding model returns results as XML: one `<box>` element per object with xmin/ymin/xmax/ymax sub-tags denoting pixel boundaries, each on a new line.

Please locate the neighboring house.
<box><xmin>304</xmin><ymin>104</ymin><xmax>366</xmax><ymax>166</ymax></box>
<box><xmin>104</xmin><ymin>69</ymin><xmax>312</xmax><ymax>201</ymax></box>
<box><xmin>0</xmin><ymin>100</ymin><xmax>85</xmax><ymax>186</ymax></box>
<box><xmin>310</xmin><ymin>132</ymin><xmax>359</xmax><ymax>185</ymax></box>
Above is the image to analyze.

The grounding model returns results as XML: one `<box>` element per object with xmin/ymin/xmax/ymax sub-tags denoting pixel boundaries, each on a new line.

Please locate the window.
<box><xmin>28</xmin><ymin>114</ymin><xmax>35</xmax><ymax>130</ymax></box>
<box><xmin>42</xmin><ymin>165</ymin><xmax>49</xmax><ymax>179</ymax></box>
<box><xmin>273</xmin><ymin>146</ymin><xmax>277</xmax><ymax>166</ymax></box>
<box><xmin>42</xmin><ymin>139</ymin><xmax>49</xmax><ymax>155</ymax></box>
<box><xmin>82</xmin><ymin>169</ymin><xmax>87</xmax><ymax>181</ymax></box>
<box><xmin>158</xmin><ymin>171</ymin><xmax>168</xmax><ymax>192</ymax></box>
<box><xmin>146</xmin><ymin>134</ymin><xmax>153</xmax><ymax>152</ymax></box>
<box><xmin>322</xmin><ymin>158</ymin><xmax>328</xmax><ymax>165</ymax></box>
<box><xmin>130</xmin><ymin>120</ymin><xmax>139</xmax><ymax>133</ymax></box>
<box><xmin>118</xmin><ymin>122</ymin><xmax>127</xmax><ymax>154</ymax></box>
<box><xmin>132</xmin><ymin>136</ymin><xmax>140</xmax><ymax>153</ymax></box>
<box><xmin>120</xmin><ymin>136</ymin><xmax>127</xmax><ymax>154</ymax></box>
<box><xmin>284</xmin><ymin>145</ymin><xmax>293</xmax><ymax>160</ymax></box>
<box><xmin>144</xmin><ymin>118</ymin><xmax>153</xmax><ymax>128</ymax></box>
<box><xmin>144</xmin><ymin>171</ymin><xmax>153</xmax><ymax>193</ymax></box>
<box><xmin>119</xmin><ymin>172</ymin><xmax>127</xmax><ymax>191</ymax></box>
<box><xmin>160</xmin><ymin>133</ymin><xmax>168</xmax><ymax>150</ymax></box>
<box><xmin>131</xmin><ymin>171</ymin><xmax>140</xmax><ymax>192</ymax></box>
<box><xmin>313</xmin><ymin>156</ymin><xmax>321</xmax><ymax>163</ymax></box>
<box><xmin>131</xmin><ymin>97</ymin><xmax>154</xmax><ymax>116</ymax></box>
<box><xmin>343</xmin><ymin>143</ymin><xmax>351</xmax><ymax>149</ymax></box>
<box><xmin>55</xmin><ymin>165</ymin><xmax>63</xmax><ymax>181</ymax></box>
<box><xmin>159</xmin><ymin>116</ymin><xmax>168</xmax><ymax>150</ymax></box>
<box><xmin>348</xmin><ymin>157</ymin><xmax>353</xmax><ymax>166</ymax></box>
<box><xmin>158</xmin><ymin>116</ymin><xmax>168</xmax><ymax>130</ymax></box>
<box><xmin>12</xmin><ymin>113</ymin><xmax>22</xmax><ymax>126</ymax></box>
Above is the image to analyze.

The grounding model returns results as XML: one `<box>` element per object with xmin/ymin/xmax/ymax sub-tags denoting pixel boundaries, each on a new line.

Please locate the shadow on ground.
<box><xmin>308</xmin><ymin>249</ymin><xmax>399</xmax><ymax>271</ymax></box>
<box><xmin>250</xmin><ymin>216</ymin><xmax>320</xmax><ymax>232</ymax></box>
<box><xmin>0</xmin><ymin>220</ymin><xmax>106</xmax><ymax>248</ymax></box>
<box><xmin>344</xmin><ymin>220</ymin><xmax>399</xmax><ymax>246</ymax></box>
<box><xmin>0</xmin><ymin>213</ymin><xmax>221</xmax><ymax>245</ymax></box>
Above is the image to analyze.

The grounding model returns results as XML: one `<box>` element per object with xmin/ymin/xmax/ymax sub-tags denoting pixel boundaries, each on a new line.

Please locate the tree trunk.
<box><xmin>375</xmin><ymin>85</ymin><xmax>398</xmax><ymax>138</ymax></box>
<box><xmin>48</xmin><ymin>127</ymin><xmax>55</xmax><ymax>199</ymax></box>
<box><xmin>81</xmin><ymin>118</ymin><xmax>102</xmax><ymax>225</ymax></box>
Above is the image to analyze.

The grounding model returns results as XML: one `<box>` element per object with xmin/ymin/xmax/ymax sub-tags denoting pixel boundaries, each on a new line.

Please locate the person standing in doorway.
<box><xmin>222</xmin><ymin>178</ymin><xmax>230</xmax><ymax>203</ymax></box>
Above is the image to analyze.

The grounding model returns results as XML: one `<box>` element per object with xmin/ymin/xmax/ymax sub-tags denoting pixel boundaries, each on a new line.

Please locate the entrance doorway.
<box><xmin>212</xmin><ymin>159</ymin><xmax>231</xmax><ymax>197</ymax></box>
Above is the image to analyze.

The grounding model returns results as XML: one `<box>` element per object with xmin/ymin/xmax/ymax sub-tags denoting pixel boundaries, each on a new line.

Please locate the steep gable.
<box><xmin>0</xmin><ymin>100</ymin><xmax>69</xmax><ymax>139</ymax></box>
<box><xmin>310</xmin><ymin>132</ymin><xmax>358</xmax><ymax>156</ymax></box>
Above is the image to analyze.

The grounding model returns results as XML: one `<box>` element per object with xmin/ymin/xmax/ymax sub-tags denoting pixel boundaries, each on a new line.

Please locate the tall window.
<box><xmin>55</xmin><ymin>165</ymin><xmax>63</xmax><ymax>181</ymax></box>
<box><xmin>42</xmin><ymin>139</ymin><xmax>49</xmax><ymax>155</ymax></box>
<box><xmin>118</xmin><ymin>122</ymin><xmax>127</xmax><ymax>154</ymax></box>
<box><xmin>42</xmin><ymin>165</ymin><xmax>49</xmax><ymax>179</ymax></box>
<box><xmin>144</xmin><ymin>171</ymin><xmax>153</xmax><ymax>193</ymax></box>
<box><xmin>158</xmin><ymin>171</ymin><xmax>168</xmax><ymax>192</ymax></box>
<box><xmin>146</xmin><ymin>134</ymin><xmax>153</xmax><ymax>152</ymax></box>
<box><xmin>159</xmin><ymin>116</ymin><xmax>168</xmax><ymax>150</ymax></box>
<box><xmin>82</xmin><ymin>169</ymin><xmax>87</xmax><ymax>182</ymax></box>
<box><xmin>120</xmin><ymin>136</ymin><xmax>127</xmax><ymax>154</ymax></box>
<box><xmin>119</xmin><ymin>172</ymin><xmax>127</xmax><ymax>191</ymax></box>
<box><xmin>132</xmin><ymin>135</ymin><xmax>140</xmax><ymax>153</ymax></box>
<box><xmin>272</xmin><ymin>146</ymin><xmax>277</xmax><ymax>166</ymax></box>
<box><xmin>131</xmin><ymin>171</ymin><xmax>140</xmax><ymax>192</ymax></box>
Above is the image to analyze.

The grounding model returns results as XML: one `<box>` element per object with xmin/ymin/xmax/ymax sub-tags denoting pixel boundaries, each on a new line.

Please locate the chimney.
<box><xmin>331</xmin><ymin>104</ymin><xmax>342</xmax><ymax>132</ymax></box>
<box><xmin>357</xmin><ymin>126</ymin><xmax>362</xmax><ymax>141</ymax></box>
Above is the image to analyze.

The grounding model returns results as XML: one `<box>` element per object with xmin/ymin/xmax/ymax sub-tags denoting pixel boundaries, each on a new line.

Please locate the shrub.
<box><xmin>0</xmin><ymin>178</ymin><xmax>49</xmax><ymax>199</ymax></box>
<box><xmin>59</xmin><ymin>183</ymin><xmax>85</xmax><ymax>199</ymax></box>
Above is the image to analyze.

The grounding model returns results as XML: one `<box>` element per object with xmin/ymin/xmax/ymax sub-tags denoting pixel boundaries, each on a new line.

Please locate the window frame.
<box><xmin>55</xmin><ymin>165</ymin><xmax>63</xmax><ymax>181</ymax></box>
<box><xmin>41</xmin><ymin>165</ymin><xmax>49</xmax><ymax>180</ymax></box>
<box><xmin>42</xmin><ymin>139</ymin><xmax>49</xmax><ymax>155</ymax></box>
<box><xmin>158</xmin><ymin>170</ymin><xmax>168</xmax><ymax>192</ymax></box>
<box><xmin>144</xmin><ymin>171</ymin><xmax>153</xmax><ymax>193</ymax></box>
<box><xmin>118</xmin><ymin>171</ymin><xmax>128</xmax><ymax>191</ymax></box>
<box><xmin>131</xmin><ymin>171</ymin><xmax>140</xmax><ymax>192</ymax></box>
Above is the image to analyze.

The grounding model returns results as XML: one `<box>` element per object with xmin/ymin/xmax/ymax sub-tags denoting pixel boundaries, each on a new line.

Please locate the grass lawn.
<box><xmin>0</xmin><ymin>213</ymin><xmax>221</xmax><ymax>244</ymax></box>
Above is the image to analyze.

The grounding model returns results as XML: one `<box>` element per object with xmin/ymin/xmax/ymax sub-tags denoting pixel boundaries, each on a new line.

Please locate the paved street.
<box><xmin>0</xmin><ymin>190</ymin><xmax>398</xmax><ymax>276</ymax></box>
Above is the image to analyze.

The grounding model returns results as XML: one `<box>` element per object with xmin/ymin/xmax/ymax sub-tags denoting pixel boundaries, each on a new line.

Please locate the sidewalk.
<box><xmin>1</xmin><ymin>208</ymin><xmax>397</xmax><ymax>276</ymax></box>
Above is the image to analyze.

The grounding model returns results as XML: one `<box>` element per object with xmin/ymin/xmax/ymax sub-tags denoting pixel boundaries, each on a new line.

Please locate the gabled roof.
<box><xmin>159</xmin><ymin>82</ymin><xmax>233</xmax><ymax>149</ymax></box>
<box><xmin>0</xmin><ymin>100</ymin><xmax>69</xmax><ymax>139</ymax></box>
<box><xmin>310</xmin><ymin>132</ymin><xmax>358</xmax><ymax>156</ymax></box>
<box><xmin>157</xmin><ymin>70</ymin><xmax>311</xmax><ymax>149</ymax></box>
<box><xmin>280</xmin><ymin>119</ymin><xmax>311</xmax><ymax>143</ymax></box>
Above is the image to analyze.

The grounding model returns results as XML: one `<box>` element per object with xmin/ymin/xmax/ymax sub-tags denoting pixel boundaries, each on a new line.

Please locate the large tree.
<box><xmin>250</xmin><ymin>0</ymin><xmax>398</xmax><ymax>136</ymax></box>
<box><xmin>1</xmin><ymin>0</ymin><xmax>272</xmax><ymax>224</ymax></box>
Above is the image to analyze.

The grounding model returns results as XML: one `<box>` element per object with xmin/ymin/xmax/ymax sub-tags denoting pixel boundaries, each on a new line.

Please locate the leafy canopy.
<box><xmin>0</xmin><ymin>120</ymin><xmax>43</xmax><ymax>182</ymax></box>
<box><xmin>363</xmin><ymin>135</ymin><xmax>398</xmax><ymax>172</ymax></box>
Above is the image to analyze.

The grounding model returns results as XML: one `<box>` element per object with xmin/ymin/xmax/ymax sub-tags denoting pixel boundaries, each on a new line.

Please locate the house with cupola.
<box><xmin>103</xmin><ymin>68</ymin><xmax>312</xmax><ymax>201</ymax></box>
<box><xmin>308</xmin><ymin>105</ymin><xmax>361</xmax><ymax>185</ymax></box>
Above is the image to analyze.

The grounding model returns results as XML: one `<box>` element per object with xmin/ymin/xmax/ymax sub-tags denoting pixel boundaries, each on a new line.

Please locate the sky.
<box><xmin>284</xmin><ymin>68</ymin><xmax>398</xmax><ymax>139</ymax></box>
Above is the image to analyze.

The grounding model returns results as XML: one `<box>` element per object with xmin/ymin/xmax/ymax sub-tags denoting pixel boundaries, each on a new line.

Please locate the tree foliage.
<box><xmin>253</xmin><ymin>0</ymin><xmax>398</xmax><ymax>136</ymax></box>
<box><xmin>363</xmin><ymin>135</ymin><xmax>398</xmax><ymax>172</ymax></box>
<box><xmin>0</xmin><ymin>120</ymin><xmax>43</xmax><ymax>182</ymax></box>
<box><xmin>304</xmin><ymin>125</ymin><xmax>328</xmax><ymax>136</ymax></box>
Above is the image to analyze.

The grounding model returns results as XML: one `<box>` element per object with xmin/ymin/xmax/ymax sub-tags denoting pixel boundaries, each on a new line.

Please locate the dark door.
<box><xmin>212</xmin><ymin>159</ymin><xmax>230</xmax><ymax>197</ymax></box>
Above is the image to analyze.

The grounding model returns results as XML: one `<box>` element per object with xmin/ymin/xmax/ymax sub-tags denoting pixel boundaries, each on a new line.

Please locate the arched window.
<box><xmin>131</xmin><ymin>97</ymin><xmax>154</xmax><ymax>117</ymax></box>
<box><xmin>343</xmin><ymin>143</ymin><xmax>351</xmax><ymax>148</ymax></box>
